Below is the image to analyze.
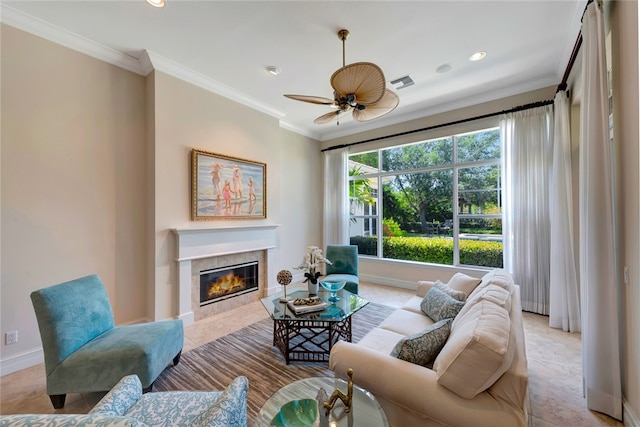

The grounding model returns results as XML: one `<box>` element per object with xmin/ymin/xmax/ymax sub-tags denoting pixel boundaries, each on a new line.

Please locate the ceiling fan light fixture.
<box><xmin>469</xmin><ymin>51</ymin><xmax>487</xmax><ymax>62</ymax></box>
<box><xmin>284</xmin><ymin>28</ymin><xmax>399</xmax><ymax>125</ymax></box>
<box><xmin>266</xmin><ymin>66</ymin><xmax>280</xmax><ymax>76</ymax></box>
<box><xmin>146</xmin><ymin>0</ymin><xmax>165</xmax><ymax>8</ymax></box>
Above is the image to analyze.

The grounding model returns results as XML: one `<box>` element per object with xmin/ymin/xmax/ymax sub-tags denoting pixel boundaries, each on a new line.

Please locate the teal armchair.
<box><xmin>30</xmin><ymin>274</ymin><xmax>184</xmax><ymax>409</ymax></box>
<box><xmin>324</xmin><ymin>244</ymin><xmax>359</xmax><ymax>294</ymax></box>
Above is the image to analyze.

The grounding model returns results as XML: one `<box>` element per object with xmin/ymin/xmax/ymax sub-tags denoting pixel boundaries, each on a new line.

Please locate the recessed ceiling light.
<box><xmin>436</xmin><ymin>64</ymin><xmax>452</xmax><ymax>73</ymax></box>
<box><xmin>266</xmin><ymin>66</ymin><xmax>281</xmax><ymax>76</ymax></box>
<box><xmin>469</xmin><ymin>51</ymin><xmax>487</xmax><ymax>62</ymax></box>
<box><xmin>146</xmin><ymin>0</ymin><xmax>165</xmax><ymax>7</ymax></box>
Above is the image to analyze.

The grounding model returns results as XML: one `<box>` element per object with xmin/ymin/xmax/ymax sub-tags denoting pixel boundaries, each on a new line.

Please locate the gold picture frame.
<box><xmin>191</xmin><ymin>149</ymin><xmax>266</xmax><ymax>220</ymax></box>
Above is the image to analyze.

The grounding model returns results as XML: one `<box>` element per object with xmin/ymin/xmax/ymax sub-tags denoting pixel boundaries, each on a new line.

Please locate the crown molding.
<box><xmin>0</xmin><ymin>4</ymin><xmax>144</xmax><ymax>75</ymax></box>
<box><xmin>279</xmin><ymin>120</ymin><xmax>320</xmax><ymax>140</ymax></box>
<box><xmin>142</xmin><ymin>51</ymin><xmax>285</xmax><ymax>120</ymax></box>
<box><xmin>1</xmin><ymin>4</ymin><xmax>286</xmax><ymax>123</ymax></box>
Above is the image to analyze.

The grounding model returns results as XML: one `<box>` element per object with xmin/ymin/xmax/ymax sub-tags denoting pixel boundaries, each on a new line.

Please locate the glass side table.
<box><xmin>256</xmin><ymin>376</ymin><xmax>389</xmax><ymax>427</ymax></box>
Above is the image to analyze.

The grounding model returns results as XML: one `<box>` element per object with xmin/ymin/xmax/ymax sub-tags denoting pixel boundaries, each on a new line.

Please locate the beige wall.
<box><xmin>148</xmin><ymin>71</ymin><xmax>322</xmax><ymax>320</ymax></box>
<box><xmin>0</xmin><ymin>24</ymin><xmax>324</xmax><ymax>372</ymax></box>
<box><xmin>611</xmin><ymin>0</ymin><xmax>640</xmax><ymax>422</ymax></box>
<box><xmin>0</xmin><ymin>25</ymin><xmax>148</xmax><ymax>363</ymax></box>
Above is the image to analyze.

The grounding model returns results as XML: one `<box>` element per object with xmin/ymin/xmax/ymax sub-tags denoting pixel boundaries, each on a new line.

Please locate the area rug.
<box><xmin>154</xmin><ymin>302</ymin><xmax>395</xmax><ymax>426</ymax></box>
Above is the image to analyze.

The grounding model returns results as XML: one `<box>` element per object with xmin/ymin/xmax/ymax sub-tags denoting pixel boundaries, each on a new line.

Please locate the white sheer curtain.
<box><xmin>549</xmin><ymin>90</ymin><xmax>581</xmax><ymax>332</ymax></box>
<box><xmin>579</xmin><ymin>1</ymin><xmax>622</xmax><ymax>419</ymax></box>
<box><xmin>323</xmin><ymin>148</ymin><xmax>349</xmax><ymax>246</ymax></box>
<box><xmin>501</xmin><ymin>105</ymin><xmax>553</xmax><ymax>314</ymax></box>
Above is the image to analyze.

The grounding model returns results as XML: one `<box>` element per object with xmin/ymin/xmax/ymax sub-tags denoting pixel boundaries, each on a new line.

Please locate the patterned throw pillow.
<box><xmin>390</xmin><ymin>318</ymin><xmax>453</xmax><ymax>366</ymax></box>
<box><xmin>433</xmin><ymin>280</ymin><xmax>466</xmax><ymax>301</ymax></box>
<box><xmin>421</xmin><ymin>287</ymin><xmax>465</xmax><ymax>322</ymax></box>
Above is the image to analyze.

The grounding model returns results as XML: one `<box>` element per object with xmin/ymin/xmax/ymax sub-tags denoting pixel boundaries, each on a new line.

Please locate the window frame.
<box><xmin>347</xmin><ymin>126</ymin><xmax>502</xmax><ymax>268</ymax></box>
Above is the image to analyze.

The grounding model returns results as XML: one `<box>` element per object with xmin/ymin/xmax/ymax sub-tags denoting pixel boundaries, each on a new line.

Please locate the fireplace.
<box><xmin>172</xmin><ymin>224</ymin><xmax>278</xmax><ymax>325</ymax></box>
<box><xmin>200</xmin><ymin>261</ymin><xmax>259</xmax><ymax>306</ymax></box>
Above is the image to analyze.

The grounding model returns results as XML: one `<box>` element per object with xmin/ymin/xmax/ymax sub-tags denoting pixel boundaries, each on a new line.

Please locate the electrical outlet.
<box><xmin>5</xmin><ymin>331</ymin><xmax>18</xmax><ymax>345</ymax></box>
<box><xmin>624</xmin><ymin>267</ymin><xmax>629</xmax><ymax>285</ymax></box>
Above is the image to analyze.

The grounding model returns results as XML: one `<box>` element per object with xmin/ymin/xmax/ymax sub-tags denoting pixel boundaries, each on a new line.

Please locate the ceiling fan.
<box><xmin>284</xmin><ymin>29</ymin><xmax>399</xmax><ymax>125</ymax></box>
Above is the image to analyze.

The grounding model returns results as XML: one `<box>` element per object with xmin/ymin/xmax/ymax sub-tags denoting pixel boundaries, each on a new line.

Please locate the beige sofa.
<box><xmin>329</xmin><ymin>269</ymin><xmax>528</xmax><ymax>427</ymax></box>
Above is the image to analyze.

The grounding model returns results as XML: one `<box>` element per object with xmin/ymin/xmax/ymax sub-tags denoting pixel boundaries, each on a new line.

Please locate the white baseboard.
<box><xmin>624</xmin><ymin>398</ymin><xmax>640</xmax><ymax>427</ymax></box>
<box><xmin>359</xmin><ymin>274</ymin><xmax>417</xmax><ymax>290</ymax></box>
<box><xmin>178</xmin><ymin>311</ymin><xmax>195</xmax><ymax>327</ymax></box>
<box><xmin>0</xmin><ymin>347</ymin><xmax>44</xmax><ymax>377</ymax></box>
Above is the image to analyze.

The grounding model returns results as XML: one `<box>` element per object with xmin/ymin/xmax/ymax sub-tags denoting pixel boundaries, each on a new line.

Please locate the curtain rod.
<box><xmin>320</xmin><ymin>99</ymin><xmax>554</xmax><ymax>152</ymax></box>
<box><xmin>557</xmin><ymin>32</ymin><xmax>582</xmax><ymax>92</ymax></box>
<box><xmin>557</xmin><ymin>0</ymin><xmax>592</xmax><ymax>92</ymax></box>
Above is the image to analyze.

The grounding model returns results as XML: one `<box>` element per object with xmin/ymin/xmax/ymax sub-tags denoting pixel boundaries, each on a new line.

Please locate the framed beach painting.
<box><xmin>191</xmin><ymin>149</ymin><xmax>266</xmax><ymax>220</ymax></box>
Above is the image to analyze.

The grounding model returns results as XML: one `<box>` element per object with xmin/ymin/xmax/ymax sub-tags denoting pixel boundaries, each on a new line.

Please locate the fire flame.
<box><xmin>208</xmin><ymin>273</ymin><xmax>245</xmax><ymax>298</ymax></box>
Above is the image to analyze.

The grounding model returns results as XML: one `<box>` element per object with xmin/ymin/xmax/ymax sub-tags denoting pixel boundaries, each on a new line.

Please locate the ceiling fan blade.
<box><xmin>284</xmin><ymin>94</ymin><xmax>336</xmax><ymax>105</ymax></box>
<box><xmin>314</xmin><ymin>110</ymin><xmax>340</xmax><ymax>124</ymax></box>
<box><xmin>314</xmin><ymin>107</ymin><xmax>353</xmax><ymax>125</ymax></box>
<box><xmin>352</xmin><ymin>89</ymin><xmax>399</xmax><ymax>122</ymax></box>
<box><xmin>331</xmin><ymin>62</ymin><xmax>386</xmax><ymax>105</ymax></box>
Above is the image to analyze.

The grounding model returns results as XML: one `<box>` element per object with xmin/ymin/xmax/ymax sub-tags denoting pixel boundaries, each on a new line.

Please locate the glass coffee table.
<box><xmin>260</xmin><ymin>286</ymin><xmax>369</xmax><ymax>364</ymax></box>
<box><xmin>256</xmin><ymin>376</ymin><xmax>389</xmax><ymax>427</ymax></box>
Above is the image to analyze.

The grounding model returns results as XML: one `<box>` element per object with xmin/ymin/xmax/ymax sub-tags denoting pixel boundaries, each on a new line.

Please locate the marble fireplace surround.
<box><xmin>172</xmin><ymin>225</ymin><xmax>278</xmax><ymax>326</ymax></box>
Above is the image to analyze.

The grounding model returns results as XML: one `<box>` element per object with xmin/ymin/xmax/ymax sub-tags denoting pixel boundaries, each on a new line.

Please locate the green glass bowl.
<box><xmin>270</xmin><ymin>399</ymin><xmax>319</xmax><ymax>427</ymax></box>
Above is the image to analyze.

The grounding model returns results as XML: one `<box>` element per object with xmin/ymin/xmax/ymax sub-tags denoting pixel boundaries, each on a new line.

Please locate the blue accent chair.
<box><xmin>323</xmin><ymin>244</ymin><xmax>359</xmax><ymax>294</ymax></box>
<box><xmin>30</xmin><ymin>274</ymin><xmax>184</xmax><ymax>409</ymax></box>
<box><xmin>0</xmin><ymin>375</ymin><xmax>249</xmax><ymax>427</ymax></box>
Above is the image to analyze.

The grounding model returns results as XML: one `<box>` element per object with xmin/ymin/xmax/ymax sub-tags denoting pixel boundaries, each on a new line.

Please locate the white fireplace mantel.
<box><xmin>171</xmin><ymin>224</ymin><xmax>279</xmax><ymax>326</ymax></box>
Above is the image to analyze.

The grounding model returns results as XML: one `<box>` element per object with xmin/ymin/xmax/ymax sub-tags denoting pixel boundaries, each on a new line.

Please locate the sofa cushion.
<box><xmin>420</xmin><ymin>287</ymin><xmax>465</xmax><ymax>322</ymax></box>
<box><xmin>452</xmin><ymin>284</ymin><xmax>512</xmax><ymax>332</ymax></box>
<box><xmin>390</xmin><ymin>318</ymin><xmax>452</xmax><ymax>366</ymax></box>
<box><xmin>379</xmin><ymin>308</ymin><xmax>435</xmax><ymax>336</ymax></box>
<box><xmin>357</xmin><ymin>327</ymin><xmax>407</xmax><ymax>355</ymax></box>
<box><xmin>433</xmin><ymin>299</ymin><xmax>514</xmax><ymax>399</ymax></box>
<box><xmin>447</xmin><ymin>272</ymin><xmax>482</xmax><ymax>298</ymax></box>
<box><xmin>400</xmin><ymin>296</ymin><xmax>424</xmax><ymax>315</ymax></box>
<box><xmin>469</xmin><ymin>269</ymin><xmax>515</xmax><ymax>301</ymax></box>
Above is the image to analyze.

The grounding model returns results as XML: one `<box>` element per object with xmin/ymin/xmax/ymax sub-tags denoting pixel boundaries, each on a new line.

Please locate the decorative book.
<box><xmin>287</xmin><ymin>297</ymin><xmax>329</xmax><ymax>314</ymax></box>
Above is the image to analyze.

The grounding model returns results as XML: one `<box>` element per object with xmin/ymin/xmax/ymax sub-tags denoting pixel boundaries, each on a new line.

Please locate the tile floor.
<box><xmin>0</xmin><ymin>282</ymin><xmax>625</xmax><ymax>426</ymax></box>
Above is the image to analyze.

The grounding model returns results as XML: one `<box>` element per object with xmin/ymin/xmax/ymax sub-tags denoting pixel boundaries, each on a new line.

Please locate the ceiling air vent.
<box><xmin>390</xmin><ymin>75</ymin><xmax>414</xmax><ymax>90</ymax></box>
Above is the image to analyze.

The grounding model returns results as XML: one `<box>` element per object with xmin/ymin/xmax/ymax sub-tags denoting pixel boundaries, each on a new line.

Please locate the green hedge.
<box><xmin>350</xmin><ymin>235</ymin><xmax>503</xmax><ymax>268</ymax></box>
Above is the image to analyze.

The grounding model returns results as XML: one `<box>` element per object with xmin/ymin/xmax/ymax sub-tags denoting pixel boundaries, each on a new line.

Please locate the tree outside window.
<box><xmin>348</xmin><ymin>128</ymin><xmax>502</xmax><ymax>268</ymax></box>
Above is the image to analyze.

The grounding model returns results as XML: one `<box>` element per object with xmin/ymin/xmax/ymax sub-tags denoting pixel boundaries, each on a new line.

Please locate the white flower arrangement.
<box><xmin>294</xmin><ymin>246</ymin><xmax>332</xmax><ymax>284</ymax></box>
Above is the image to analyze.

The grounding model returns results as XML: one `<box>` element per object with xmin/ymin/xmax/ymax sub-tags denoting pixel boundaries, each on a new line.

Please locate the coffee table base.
<box><xmin>273</xmin><ymin>317</ymin><xmax>352</xmax><ymax>364</ymax></box>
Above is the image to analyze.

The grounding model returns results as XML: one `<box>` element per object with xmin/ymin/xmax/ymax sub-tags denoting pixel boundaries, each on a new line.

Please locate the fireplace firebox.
<box><xmin>199</xmin><ymin>261</ymin><xmax>259</xmax><ymax>306</ymax></box>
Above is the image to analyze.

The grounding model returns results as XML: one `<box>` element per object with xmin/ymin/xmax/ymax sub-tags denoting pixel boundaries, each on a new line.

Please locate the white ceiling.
<box><xmin>1</xmin><ymin>0</ymin><xmax>586</xmax><ymax>141</ymax></box>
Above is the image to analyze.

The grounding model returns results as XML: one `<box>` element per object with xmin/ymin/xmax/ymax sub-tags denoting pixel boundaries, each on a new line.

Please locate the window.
<box><xmin>348</xmin><ymin>128</ymin><xmax>502</xmax><ymax>268</ymax></box>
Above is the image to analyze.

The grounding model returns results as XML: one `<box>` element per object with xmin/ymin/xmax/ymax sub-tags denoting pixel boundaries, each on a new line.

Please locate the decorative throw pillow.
<box><xmin>390</xmin><ymin>318</ymin><xmax>453</xmax><ymax>366</ymax></box>
<box><xmin>447</xmin><ymin>272</ymin><xmax>482</xmax><ymax>298</ymax></box>
<box><xmin>421</xmin><ymin>287</ymin><xmax>465</xmax><ymax>322</ymax></box>
<box><xmin>433</xmin><ymin>280</ymin><xmax>466</xmax><ymax>301</ymax></box>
